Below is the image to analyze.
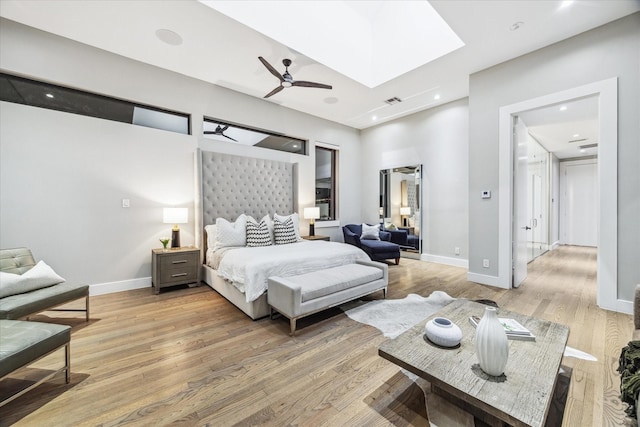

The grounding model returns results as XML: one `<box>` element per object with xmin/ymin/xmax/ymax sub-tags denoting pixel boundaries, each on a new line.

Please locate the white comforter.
<box><xmin>214</xmin><ymin>241</ymin><xmax>368</xmax><ymax>302</ymax></box>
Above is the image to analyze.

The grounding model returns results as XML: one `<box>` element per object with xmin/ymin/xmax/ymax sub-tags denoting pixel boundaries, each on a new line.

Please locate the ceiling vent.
<box><xmin>579</xmin><ymin>143</ymin><xmax>598</xmax><ymax>149</ymax></box>
<box><xmin>568</xmin><ymin>138</ymin><xmax>588</xmax><ymax>143</ymax></box>
<box><xmin>384</xmin><ymin>97</ymin><xmax>403</xmax><ymax>105</ymax></box>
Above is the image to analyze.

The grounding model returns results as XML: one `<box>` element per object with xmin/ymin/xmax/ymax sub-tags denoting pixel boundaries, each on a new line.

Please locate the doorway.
<box><xmin>497</xmin><ymin>78</ymin><xmax>618</xmax><ymax>310</ymax></box>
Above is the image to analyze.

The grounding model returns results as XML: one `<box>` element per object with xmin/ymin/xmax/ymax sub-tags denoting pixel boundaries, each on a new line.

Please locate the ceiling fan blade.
<box><xmin>258</xmin><ymin>57</ymin><xmax>285</xmax><ymax>82</ymax></box>
<box><xmin>264</xmin><ymin>85</ymin><xmax>284</xmax><ymax>98</ymax></box>
<box><xmin>292</xmin><ymin>81</ymin><xmax>332</xmax><ymax>90</ymax></box>
<box><xmin>222</xmin><ymin>134</ymin><xmax>238</xmax><ymax>142</ymax></box>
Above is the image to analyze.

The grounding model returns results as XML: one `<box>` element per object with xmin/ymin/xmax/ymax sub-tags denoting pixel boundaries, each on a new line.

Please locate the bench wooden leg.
<box><xmin>290</xmin><ymin>318</ymin><xmax>297</xmax><ymax>337</ymax></box>
<box><xmin>395</xmin><ymin>258</ymin><xmax>400</xmax><ymax>265</ymax></box>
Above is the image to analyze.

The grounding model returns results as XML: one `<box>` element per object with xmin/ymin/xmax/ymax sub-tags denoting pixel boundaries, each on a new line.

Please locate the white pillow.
<box><xmin>274</xmin><ymin>212</ymin><xmax>302</xmax><ymax>241</ymax></box>
<box><xmin>0</xmin><ymin>260</ymin><xmax>66</xmax><ymax>298</ymax></box>
<box><xmin>215</xmin><ymin>214</ymin><xmax>247</xmax><ymax>250</ymax></box>
<box><xmin>361</xmin><ymin>223</ymin><xmax>380</xmax><ymax>240</ymax></box>
<box><xmin>205</xmin><ymin>224</ymin><xmax>217</xmax><ymax>251</ymax></box>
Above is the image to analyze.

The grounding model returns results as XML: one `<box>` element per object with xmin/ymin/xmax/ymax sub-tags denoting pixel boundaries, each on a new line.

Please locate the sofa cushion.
<box><xmin>0</xmin><ymin>261</ymin><xmax>66</xmax><ymax>298</ymax></box>
<box><xmin>300</xmin><ymin>264</ymin><xmax>383</xmax><ymax>302</ymax></box>
<box><xmin>0</xmin><ymin>319</ymin><xmax>70</xmax><ymax>377</ymax></box>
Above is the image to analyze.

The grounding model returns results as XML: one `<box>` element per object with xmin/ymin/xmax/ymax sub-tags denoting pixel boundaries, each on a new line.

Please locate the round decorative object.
<box><xmin>424</xmin><ymin>317</ymin><xmax>462</xmax><ymax>347</ymax></box>
<box><xmin>475</xmin><ymin>306</ymin><xmax>509</xmax><ymax>376</ymax></box>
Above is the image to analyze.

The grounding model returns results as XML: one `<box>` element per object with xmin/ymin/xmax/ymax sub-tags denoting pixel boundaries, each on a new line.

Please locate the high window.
<box><xmin>0</xmin><ymin>72</ymin><xmax>190</xmax><ymax>135</ymax></box>
<box><xmin>315</xmin><ymin>145</ymin><xmax>337</xmax><ymax>221</ymax></box>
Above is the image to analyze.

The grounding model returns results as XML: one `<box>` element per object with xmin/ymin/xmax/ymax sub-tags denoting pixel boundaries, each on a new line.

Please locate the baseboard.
<box><xmin>420</xmin><ymin>253</ymin><xmax>469</xmax><ymax>269</ymax></box>
<box><xmin>466</xmin><ymin>272</ymin><xmax>508</xmax><ymax>289</ymax></box>
<box><xmin>90</xmin><ymin>277</ymin><xmax>151</xmax><ymax>296</ymax></box>
<box><xmin>550</xmin><ymin>241</ymin><xmax>561</xmax><ymax>250</ymax></box>
<box><xmin>614</xmin><ymin>299</ymin><xmax>633</xmax><ymax>315</ymax></box>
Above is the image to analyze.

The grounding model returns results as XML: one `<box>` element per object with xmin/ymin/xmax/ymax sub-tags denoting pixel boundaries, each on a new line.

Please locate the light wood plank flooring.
<box><xmin>0</xmin><ymin>245</ymin><xmax>633</xmax><ymax>426</ymax></box>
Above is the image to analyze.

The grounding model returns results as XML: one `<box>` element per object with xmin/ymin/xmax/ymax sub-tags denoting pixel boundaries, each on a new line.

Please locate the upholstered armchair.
<box><xmin>342</xmin><ymin>224</ymin><xmax>400</xmax><ymax>265</ymax></box>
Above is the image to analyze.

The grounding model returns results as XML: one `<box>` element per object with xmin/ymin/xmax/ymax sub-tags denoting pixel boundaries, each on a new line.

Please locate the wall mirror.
<box><xmin>380</xmin><ymin>165</ymin><xmax>422</xmax><ymax>258</ymax></box>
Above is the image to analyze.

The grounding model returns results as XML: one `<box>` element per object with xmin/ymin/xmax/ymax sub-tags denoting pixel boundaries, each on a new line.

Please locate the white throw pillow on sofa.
<box><xmin>0</xmin><ymin>260</ymin><xmax>66</xmax><ymax>298</ymax></box>
<box><xmin>361</xmin><ymin>223</ymin><xmax>380</xmax><ymax>240</ymax></box>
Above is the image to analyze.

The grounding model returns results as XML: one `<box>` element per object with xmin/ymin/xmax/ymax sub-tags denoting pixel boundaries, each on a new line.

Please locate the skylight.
<box><xmin>200</xmin><ymin>0</ymin><xmax>464</xmax><ymax>88</ymax></box>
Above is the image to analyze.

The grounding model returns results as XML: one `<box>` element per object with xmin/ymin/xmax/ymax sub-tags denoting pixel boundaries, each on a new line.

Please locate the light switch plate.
<box><xmin>481</xmin><ymin>191</ymin><xmax>491</xmax><ymax>199</ymax></box>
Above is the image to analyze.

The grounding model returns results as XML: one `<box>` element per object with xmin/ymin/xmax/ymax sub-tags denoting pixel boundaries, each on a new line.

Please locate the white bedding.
<box><xmin>212</xmin><ymin>241</ymin><xmax>369</xmax><ymax>302</ymax></box>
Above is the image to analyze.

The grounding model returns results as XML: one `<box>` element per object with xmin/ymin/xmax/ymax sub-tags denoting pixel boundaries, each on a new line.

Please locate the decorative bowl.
<box><xmin>424</xmin><ymin>317</ymin><xmax>462</xmax><ymax>347</ymax></box>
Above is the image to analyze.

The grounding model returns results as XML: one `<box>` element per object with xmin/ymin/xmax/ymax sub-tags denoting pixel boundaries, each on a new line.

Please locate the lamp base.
<box><xmin>171</xmin><ymin>229</ymin><xmax>181</xmax><ymax>248</ymax></box>
<box><xmin>309</xmin><ymin>223</ymin><xmax>315</xmax><ymax>237</ymax></box>
<box><xmin>403</xmin><ymin>218</ymin><xmax>408</xmax><ymax>227</ymax></box>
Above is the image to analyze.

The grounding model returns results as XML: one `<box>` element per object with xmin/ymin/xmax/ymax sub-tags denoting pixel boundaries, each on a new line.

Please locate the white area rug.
<box><xmin>344</xmin><ymin>292</ymin><xmax>596</xmax><ymax>361</ymax></box>
<box><xmin>343</xmin><ymin>291</ymin><xmax>455</xmax><ymax>339</ymax></box>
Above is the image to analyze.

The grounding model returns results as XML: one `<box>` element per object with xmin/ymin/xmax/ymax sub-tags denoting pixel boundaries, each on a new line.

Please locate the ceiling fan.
<box><xmin>258</xmin><ymin>57</ymin><xmax>332</xmax><ymax>98</ymax></box>
<box><xmin>204</xmin><ymin>124</ymin><xmax>237</xmax><ymax>142</ymax></box>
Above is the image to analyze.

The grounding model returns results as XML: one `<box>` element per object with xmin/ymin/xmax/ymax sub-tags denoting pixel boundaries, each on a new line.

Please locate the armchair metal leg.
<box><xmin>85</xmin><ymin>295</ymin><xmax>90</xmax><ymax>322</ymax></box>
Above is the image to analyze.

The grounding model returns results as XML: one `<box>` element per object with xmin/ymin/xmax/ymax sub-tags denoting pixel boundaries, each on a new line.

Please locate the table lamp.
<box><xmin>163</xmin><ymin>207</ymin><xmax>188</xmax><ymax>248</ymax></box>
<box><xmin>400</xmin><ymin>206</ymin><xmax>411</xmax><ymax>227</ymax></box>
<box><xmin>303</xmin><ymin>207</ymin><xmax>320</xmax><ymax>237</ymax></box>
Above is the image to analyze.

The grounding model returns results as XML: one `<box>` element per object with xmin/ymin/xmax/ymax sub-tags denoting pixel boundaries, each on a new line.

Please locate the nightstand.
<box><xmin>302</xmin><ymin>235</ymin><xmax>330</xmax><ymax>241</ymax></box>
<box><xmin>151</xmin><ymin>247</ymin><xmax>200</xmax><ymax>294</ymax></box>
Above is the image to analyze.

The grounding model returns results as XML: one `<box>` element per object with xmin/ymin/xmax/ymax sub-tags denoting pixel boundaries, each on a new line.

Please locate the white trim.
<box><xmin>315</xmin><ymin>220</ymin><xmax>340</xmax><ymax>228</ymax></box>
<box><xmin>498</xmin><ymin>77</ymin><xmax>618</xmax><ymax>310</ymax></box>
<box><xmin>550</xmin><ymin>241</ymin><xmax>561</xmax><ymax>250</ymax></box>
<box><xmin>90</xmin><ymin>277</ymin><xmax>150</xmax><ymax>296</ymax></box>
<box><xmin>315</xmin><ymin>141</ymin><xmax>340</xmax><ymax>150</ymax></box>
<box><xmin>421</xmin><ymin>253</ymin><xmax>469</xmax><ymax>269</ymax></box>
<box><xmin>617</xmin><ymin>299</ymin><xmax>633</xmax><ymax>315</ymax></box>
<box><xmin>467</xmin><ymin>272</ymin><xmax>503</xmax><ymax>288</ymax></box>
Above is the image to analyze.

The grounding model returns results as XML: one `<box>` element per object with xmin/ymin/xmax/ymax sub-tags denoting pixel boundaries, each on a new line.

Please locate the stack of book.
<box><xmin>469</xmin><ymin>315</ymin><xmax>536</xmax><ymax>341</ymax></box>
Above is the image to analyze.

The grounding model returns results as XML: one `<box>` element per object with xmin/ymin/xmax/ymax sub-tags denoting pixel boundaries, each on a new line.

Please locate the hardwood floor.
<box><xmin>0</xmin><ymin>245</ymin><xmax>633</xmax><ymax>426</ymax></box>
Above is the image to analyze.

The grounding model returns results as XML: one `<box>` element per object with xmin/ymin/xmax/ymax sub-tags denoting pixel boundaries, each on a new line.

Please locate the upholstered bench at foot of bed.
<box><xmin>267</xmin><ymin>260</ymin><xmax>388</xmax><ymax>336</ymax></box>
<box><xmin>0</xmin><ymin>282</ymin><xmax>89</xmax><ymax>321</ymax></box>
<box><xmin>0</xmin><ymin>319</ymin><xmax>71</xmax><ymax>407</ymax></box>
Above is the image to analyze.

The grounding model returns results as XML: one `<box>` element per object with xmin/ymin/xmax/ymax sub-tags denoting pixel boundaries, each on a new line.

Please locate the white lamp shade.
<box><xmin>400</xmin><ymin>207</ymin><xmax>411</xmax><ymax>216</ymax></box>
<box><xmin>303</xmin><ymin>207</ymin><xmax>320</xmax><ymax>220</ymax></box>
<box><xmin>163</xmin><ymin>207</ymin><xmax>188</xmax><ymax>224</ymax></box>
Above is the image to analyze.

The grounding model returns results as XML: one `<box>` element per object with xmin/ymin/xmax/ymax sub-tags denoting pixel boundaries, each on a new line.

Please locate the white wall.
<box><xmin>0</xmin><ymin>19</ymin><xmax>361</xmax><ymax>293</ymax></box>
<box><xmin>551</xmin><ymin>155</ymin><xmax>561</xmax><ymax>248</ymax></box>
<box><xmin>468</xmin><ymin>13</ymin><xmax>639</xmax><ymax>301</ymax></box>
<box><xmin>360</xmin><ymin>98</ymin><xmax>469</xmax><ymax>266</ymax></box>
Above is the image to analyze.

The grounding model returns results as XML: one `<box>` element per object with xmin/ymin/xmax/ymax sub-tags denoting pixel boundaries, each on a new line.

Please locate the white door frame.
<box><xmin>497</xmin><ymin>77</ymin><xmax>618</xmax><ymax>311</ymax></box>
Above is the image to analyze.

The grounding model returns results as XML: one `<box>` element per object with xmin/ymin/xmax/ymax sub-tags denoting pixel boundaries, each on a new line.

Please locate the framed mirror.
<box><xmin>380</xmin><ymin>165</ymin><xmax>422</xmax><ymax>258</ymax></box>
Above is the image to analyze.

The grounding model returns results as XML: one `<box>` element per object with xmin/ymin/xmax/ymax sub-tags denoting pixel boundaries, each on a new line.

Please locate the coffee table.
<box><xmin>378</xmin><ymin>299</ymin><xmax>569</xmax><ymax>427</ymax></box>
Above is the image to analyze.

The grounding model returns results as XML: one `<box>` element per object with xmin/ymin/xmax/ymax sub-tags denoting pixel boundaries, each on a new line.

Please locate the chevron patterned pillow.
<box><xmin>274</xmin><ymin>216</ymin><xmax>297</xmax><ymax>245</ymax></box>
<box><xmin>246</xmin><ymin>217</ymin><xmax>272</xmax><ymax>247</ymax></box>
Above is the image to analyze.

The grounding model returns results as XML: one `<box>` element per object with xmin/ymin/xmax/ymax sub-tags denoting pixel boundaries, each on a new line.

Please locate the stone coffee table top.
<box><xmin>378</xmin><ymin>299</ymin><xmax>569</xmax><ymax>427</ymax></box>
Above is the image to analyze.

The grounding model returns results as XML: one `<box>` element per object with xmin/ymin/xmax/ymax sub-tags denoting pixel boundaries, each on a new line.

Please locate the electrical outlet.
<box><xmin>482</xmin><ymin>259</ymin><xmax>490</xmax><ymax>268</ymax></box>
<box><xmin>122</xmin><ymin>198</ymin><xmax>130</xmax><ymax>208</ymax></box>
<box><xmin>455</xmin><ymin>247</ymin><xmax>460</xmax><ymax>255</ymax></box>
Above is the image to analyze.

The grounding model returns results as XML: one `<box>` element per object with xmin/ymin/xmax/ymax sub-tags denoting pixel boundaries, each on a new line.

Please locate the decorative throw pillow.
<box><xmin>384</xmin><ymin>222</ymin><xmax>397</xmax><ymax>231</ymax></box>
<box><xmin>361</xmin><ymin>223</ymin><xmax>380</xmax><ymax>240</ymax></box>
<box><xmin>0</xmin><ymin>260</ymin><xmax>66</xmax><ymax>298</ymax></box>
<box><xmin>273</xmin><ymin>212</ymin><xmax>302</xmax><ymax>242</ymax></box>
<box><xmin>246</xmin><ymin>216</ymin><xmax>273</xmax><ymax>247</ymax></box>
<box><xmin>274</xmin><ymin>216</ymin><xmax>298</xmax><ymax>245</ymax></box>
<box><xmin>205</xmin><ymin>224</ymin><xmax>217</xmax><ymax>251</ymax></box>
<box><xmin>215</xmin><ymin>214</ymin><xmax>247</xmax><ymax>250</ymax></box>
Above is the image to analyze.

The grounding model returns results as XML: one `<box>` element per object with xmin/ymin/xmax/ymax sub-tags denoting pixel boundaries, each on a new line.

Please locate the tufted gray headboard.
<box><xmin>195</xmin><ymin>150</ymin><xmax>299</xmax><ymax>251</ymax></box>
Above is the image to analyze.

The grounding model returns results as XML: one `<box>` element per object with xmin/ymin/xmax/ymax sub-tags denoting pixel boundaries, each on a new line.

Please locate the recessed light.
<box><xmin>155</xmin><ymin>29</ymin><xmax>183</xmax><ymax>46</ymax></box>
<box><xmin>573</xmin><ymin>133</ymin><xmax>580</xmax><ymax>138</ymax></box>
<box><xmin>434</xmin><ymin>94</ymin><xmax>441</xmax><ymax>100</ymax></box>
<box><xmin>372</xmin><ymin>115</ymin><xmax>377</xmax><ymax>121</ymax></box>
<box><xmin>510</xmin><ymin>21</ymin><xmax>524</xmax><ymax>31</ymax></box>
<box><xmin>580</xmin><ymin>149</ymin><xmax>586</xmax><ymax>153</ymax></box>
<box><xmin>559</xmin><ymin>0</ymin><xmax>574</xmax><ymax>9</ymax></box>
<box><xmin>45</xmin><ymin>93</ymin><xmax>54</xmax><ymax>98</ymax></box>
<box><xmin>559</xmin><ymin>105</ymin><xmax>568</xmax><ymax>111</ymax></box>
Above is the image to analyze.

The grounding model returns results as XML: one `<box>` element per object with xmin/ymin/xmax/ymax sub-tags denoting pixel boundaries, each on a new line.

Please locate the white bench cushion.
<box><xmin>300</xmin><ymin>264</ymin><xmax>383</xmax><ymax>302</ymax></box>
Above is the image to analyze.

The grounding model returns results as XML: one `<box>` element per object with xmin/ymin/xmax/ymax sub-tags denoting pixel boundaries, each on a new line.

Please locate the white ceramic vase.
<box><xmin>424</xmin><ymin>317</ymin><xmax>462</xmax><ymax>347</ymax></box>
<box><xmin>475</xmin><ymin>306</ymin><xmax>509</xmax><ymax>376</ymax></box>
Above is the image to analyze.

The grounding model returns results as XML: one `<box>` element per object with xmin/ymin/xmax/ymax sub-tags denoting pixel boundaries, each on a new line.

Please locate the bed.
<box><xmin>195</xmin><ymin>150</ymin><xmax>368</xmax><ymax>319</ymax></box>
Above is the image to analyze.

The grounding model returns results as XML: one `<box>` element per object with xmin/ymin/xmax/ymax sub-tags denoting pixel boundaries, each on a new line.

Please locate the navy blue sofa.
<box><xmin>342</xmin><ymin>224</ymin><xmax>400</xmax><ymax>265</ymax></box>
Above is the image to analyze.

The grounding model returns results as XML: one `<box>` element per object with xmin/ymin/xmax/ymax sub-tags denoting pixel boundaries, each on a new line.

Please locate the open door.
<box><xmin>513</xmin><ymin>116</ymin><xmax>529</xmax><ymax>288</ymax></box>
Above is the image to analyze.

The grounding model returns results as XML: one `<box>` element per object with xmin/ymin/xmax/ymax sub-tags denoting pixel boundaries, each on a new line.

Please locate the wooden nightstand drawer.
<box><xmin>152</xmin><ymin>247</ymin><xmax>200</xmax><ymax>294</ymax></box>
